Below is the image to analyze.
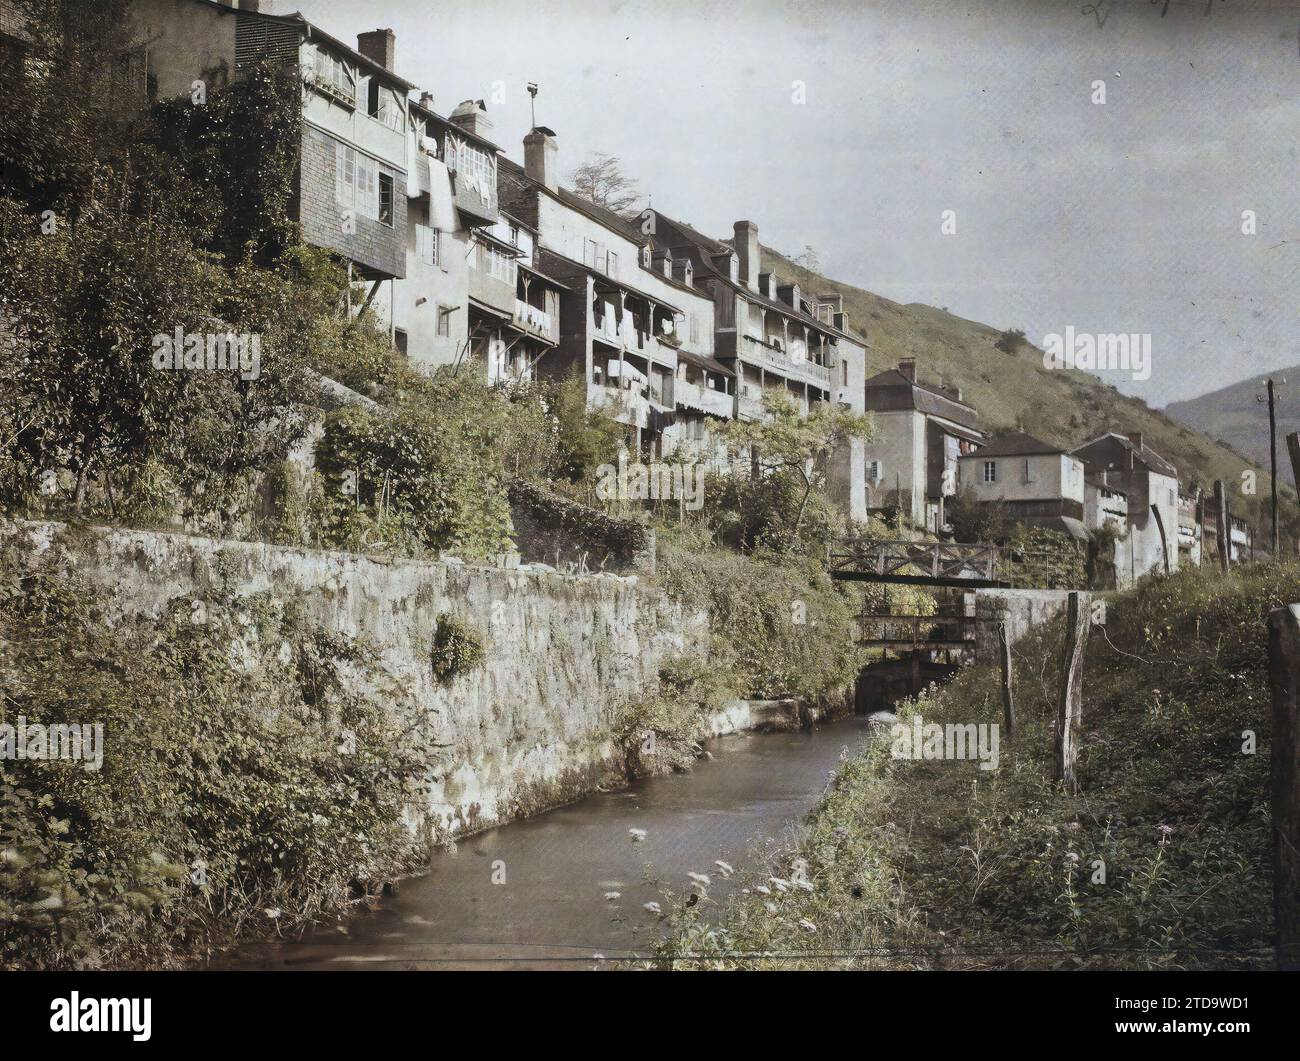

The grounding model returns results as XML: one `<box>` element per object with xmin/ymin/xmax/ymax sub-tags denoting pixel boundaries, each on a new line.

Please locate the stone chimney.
<box><xmin>241</xmin><ymin>0</ymin><xmax>268</xmax><ymax>11</ymax></box>
<box><xmin>1127</xmin><ymin>430</ymin><xmax>1144</xmax><ymax>452</ymax></box>
<box><xmin>419</xmin><ymin>91</ymin><xmax>435</xmax><ymax>111</ymax></box>
<box><xmin>524</xmin><ymin>126</ymin><xmax>558</xmax><ymax>192</ymax></box>
<box><xmin>899</xmin><ymin>358</ymin><xmax>917</xmax><ymax>382</ymax></box>
<box><xmin>450</xmin><ymin>99</ymin><xmax>493</xmax><ymax>140</ymax></box>
<box><xmin>357</xmin><ymin>29</ymin><xmax>395</xmax><ymax>71</ymax></box>
<box><xmin>733</xmin><ymin>220</ymin><xmax>759</xmax><ymax>292</ymax></box>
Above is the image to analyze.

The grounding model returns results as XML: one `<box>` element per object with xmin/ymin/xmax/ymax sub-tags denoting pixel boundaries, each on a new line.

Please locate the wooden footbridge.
<box><xmin>829</xmin><ymin>538</ymin><xmax>1009</xmax><ymax>588</ymax></box>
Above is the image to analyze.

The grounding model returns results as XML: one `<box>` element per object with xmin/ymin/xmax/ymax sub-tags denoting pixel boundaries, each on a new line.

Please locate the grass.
<box><xmin>653</xmin><ymin>560</ymin><xmax>1287</xmax><ymax>970</ymax></box>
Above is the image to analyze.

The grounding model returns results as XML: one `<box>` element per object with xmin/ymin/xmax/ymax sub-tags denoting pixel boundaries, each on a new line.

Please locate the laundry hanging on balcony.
<box><xmin>427</xmin><ymin>157</ymin><xmax>456</xmax><ymax>232</ymax></box>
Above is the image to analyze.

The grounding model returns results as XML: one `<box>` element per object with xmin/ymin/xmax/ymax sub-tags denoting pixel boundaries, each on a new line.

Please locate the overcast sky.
<box><xmin>282</xmin><ymin>0</ymin><xmax>1299</xmax><ymax>406</ymax></box>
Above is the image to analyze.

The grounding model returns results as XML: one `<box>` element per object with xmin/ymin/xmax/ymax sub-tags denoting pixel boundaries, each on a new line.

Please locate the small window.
<box><xmin>378</xmin><ymin>173</ymin><xmax>394</xmax><ymax>227</ymax></box>
<box><xmin>393</xmin><ymin>329</ymin><xmax>408</xmax><ymax>356</ymax></box>
<box><xmin>868</xmin><ymin>460</ymin><xmax>882</xmax><ymax>481</ymax></box>
<box><xmin>416</xmin><ymin>224</ymin><xmax>439</xmax><ymax>267</ymax></box>
<box><xmin>842</xmin><ymin>361</ymin><xmax>849</xmax><ymax>386</ymax></box>
<box><xmin>606</xmin><ymin>250</ymin><xmax>618</xmax><ymax>276</ymax></box>
<box><xmin>1023</xmin><ymin>459</ymin><xmax>1035</xmax><ymax>483</ymax></box>
<box><xmin>437</xmin><ymin>306</ymin><xmax>452</xmax><ymax>337</ymax></box>
<box><xmin>984</xmin><ymin>460</ymin><xmax>997</xmax><ymax>483</ymax></box>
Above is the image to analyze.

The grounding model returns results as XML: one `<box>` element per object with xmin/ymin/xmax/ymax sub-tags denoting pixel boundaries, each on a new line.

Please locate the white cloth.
<box><xmin>405</xmin><ymin>130</ymin><xmax>422</xmax><ymax>199</ymax></box>
<box><xmin>427</xmin><ymin>157</ymin><xmax>455</xmax><ymax>231</ymax></box>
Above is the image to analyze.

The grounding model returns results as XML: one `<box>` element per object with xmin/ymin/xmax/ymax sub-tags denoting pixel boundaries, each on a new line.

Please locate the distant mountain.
<box><xmin>752</xmin><ymin>243</ymin><xmax>1293</xmax><ymax>528</ymax></box>
<box><xmin>1165</xmin><ymin>369</ymin><xmax>1300</xmax><ymax>488</ymax></box>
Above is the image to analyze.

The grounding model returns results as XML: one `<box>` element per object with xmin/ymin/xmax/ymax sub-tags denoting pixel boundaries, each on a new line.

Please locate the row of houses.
<box><xmin>4</xmin><ymin>0</ymin><xmax>1251</xmax><ymax>584</ymax></box>
<box><xmin>863</xmin><ymin>359</ymin><xmax>1253</xmax><ymax>584</ymax></box>
<box><xmin>81</xmin><ymin>0</ymin><xmax>869</xmax><ymax>520</ymax></box>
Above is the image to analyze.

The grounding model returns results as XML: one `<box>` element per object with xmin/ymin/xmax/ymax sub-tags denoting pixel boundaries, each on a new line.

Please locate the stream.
<box><xmin>221</xmin><ymin>714</ymin><xmax>878</xmax><ymax>970</ymax></box>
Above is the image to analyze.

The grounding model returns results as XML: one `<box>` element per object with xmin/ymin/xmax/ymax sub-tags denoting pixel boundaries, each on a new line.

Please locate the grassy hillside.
<box><xmin>656</xmin><ymin>561</ymin><xmax>1282</xmax><ymax>969</ymax></box>
<box><xmin>758</xmin><ymin>245</ymin><xmax>1294</xmax><ymax>534</ymax></box>
<box><xmin>1166</xmin><ymin>367</ymin><xmax>1300</xmax><ymax>489</ymax></box>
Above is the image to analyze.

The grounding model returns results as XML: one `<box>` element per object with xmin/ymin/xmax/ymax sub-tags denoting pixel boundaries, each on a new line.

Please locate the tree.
<box><xmin>719</xmin><ymin>392</ymin><xmax>871</xmax><ymax>544</ymax></box>
<box><xmin>793</xmin><ymin>245</ymin><xmax>821</xmax><ymax>272</ymax></box>
<box><xmin>566</xmin><ymin>153</ymin><xmax>641</xmax><ymax>215</ymax></box>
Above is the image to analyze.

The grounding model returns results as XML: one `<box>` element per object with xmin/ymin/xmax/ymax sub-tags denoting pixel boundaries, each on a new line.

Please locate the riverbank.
<box><xmin>656</xmin><ymin>564</ymin><xmax>1280</xmax><ymax>970</ymax></box>
<box><xmin>215</xmin><ymin>714</ymin><xmax>878</xmax><ymax>970</ymax></box>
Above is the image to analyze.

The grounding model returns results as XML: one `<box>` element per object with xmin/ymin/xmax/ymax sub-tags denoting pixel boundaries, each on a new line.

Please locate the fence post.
<box><xmin>1267</xmin><ymin>605</ymin><xmax>1300</xmax><ymax>969</ymax></box>
<box><xmin>1214</xmin><ymin>479</ymin><xmax>1231</xmax><ymax>573</ymax></box>
<box><xmin>1054</xmin><ymin>591</ymin><xmax>1088</xmax><ymax>794</ymax></box>
<box><xmin>998</xmin><ymin>620</ymin><xmax>1015</xmax><ymax>741</ymax></box>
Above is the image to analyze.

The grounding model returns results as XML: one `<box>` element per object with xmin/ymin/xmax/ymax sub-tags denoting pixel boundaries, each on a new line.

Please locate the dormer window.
<box><xmin>684</xmin><ymin>262</ymin><xmax>693</xmax><ymax>285</ymax></box>
<box><xmin>640</xmin><ymin>246</ymin><xmax>651</xmax><ymax>268</ymax></box>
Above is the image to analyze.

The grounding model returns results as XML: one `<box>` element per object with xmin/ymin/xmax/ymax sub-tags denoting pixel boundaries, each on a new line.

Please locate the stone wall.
<box><xmin>14</xmin><ymin>522</ymin><xmax>705</xmax><ymax>842</ymax></box>
<box><xmin>973</xmin><ymin>588</ymin><xmax>1092</xmax><ymax>663</ymax></box>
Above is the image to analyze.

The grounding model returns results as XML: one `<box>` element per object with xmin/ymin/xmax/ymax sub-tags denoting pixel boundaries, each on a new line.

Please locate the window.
<box><xmin>367</xmin><ymin>80</ymin><xmax>405</xmax><ymax>131</ymax></box>
<box><xmin>446</xmin><ymin>136</ymin><xmax>496</xmax><ymax>206</ymax></box>
<box><xmin>584</xmin><ymin>238</ymin><xmax>604</xmax><ymax>269</ymax></box>
<box><xmin>335</xmin><ymin>144</ymin><xmax>380</xmax><ymax>220</ymax></box>
<box><xmin>984</xmin><ymin>460</ymin><xmax>997</xmax><ymax>483</ymax></box>
<box><xmin>393</xmin><ymin>329</ymin><xmax>408</xmax><ymax>356</ymax></box>
<box><xmin>868</xmin><ymin>460</ymin><xmax>882</xmax><ymax>482</ymax></box>
<box><xmin>478</xmin><ymin>241</ymin><xmax>516</xmax><ymax>284</ymax></box>
<box><xmin>508</xmin><ymin>224</ymin><xmax>520</xmax><ymax>246</ymax></box>
<box><xmin>1023</xmin><ymin>459</ymin><xmax>1035</xmax><ymax>483</ymax></box>
<box><xmin>416</xmin><ymin>224</ymin><xmax>439</xmax><ymax>267</ymax></box>
<box><xmin>842</xmin><ymin>361</ymin><xmax>849</xmax><ymax>386</ymax></box>
<box><xmin>641</xmin><ymin>246</ymin><xmax>651</xmax><ymax>268</ymax></box>
<box><xmin>378</xmin><ymin>172</ymin><xmax>394</xmax><ymax>227</ymax></box>
<box><xmin>311</xmin><ymin>48</ymin><xmax>355</xmax><ymax>104</ymax></box>
<box><xmin>437</xmin><ymin>306</ymin><xmax>452</xmax><ymax>337</ymax></box>
<box><xmin>606</xmin><ymin>250</ymin><xmax>618</xmax><ymax>276</ymax></box>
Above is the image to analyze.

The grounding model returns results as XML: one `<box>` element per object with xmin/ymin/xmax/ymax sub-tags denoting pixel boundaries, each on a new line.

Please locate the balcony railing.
<box><xmin>513</xmin><ymin>299</ymin><xmax>556</xmax><ymax>342</ymax></box>
<box><xmin>741</xmin><ymin>335</ymin><xmax>832</xmax><ymax>387</ymax></box>
<box><xmin>676</xmin><ymin>380</ymin><xmax>733</xmax><ymax>419</ymax></box>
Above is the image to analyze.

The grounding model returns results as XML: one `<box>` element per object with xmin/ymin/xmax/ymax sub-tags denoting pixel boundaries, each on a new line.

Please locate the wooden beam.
<box><xmin>1054</xmin><ymin>591</ymin><xmax>1088</xmax><ymax>794</ymax></box>
<box><xmin>1150</xmin><ymin>503</ymin><xmax>1171</xmax><ymax>575</ymax></box>
<box><xmin>1266</xmin><ymin>604</ymin><xmax>1300</xmax><ymax>969</ymax></box>
<box><xmin>998</xmin><ymin>620</ymin><xmax>1016</xmax><ymax>741</ymax></box>
<box><xmin>1214</xmin><ymin>479</ymin><xmax>1231</xmax><ymax>573</ymax></box>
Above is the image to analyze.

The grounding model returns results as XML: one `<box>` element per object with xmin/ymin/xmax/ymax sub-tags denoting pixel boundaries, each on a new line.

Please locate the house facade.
<box><xmin>956</xmin><ymin>431</ymin><xmax>1088</xmax><ymax>540</ymax></box>
<box><xmin>648</xmin><ymin>214</ymin><xmax>869</xmax><ymax>521</ymax></box>
<box><xmin>864</xmin><ymin>360</ymin><xmax>983</xmax><ymax>532</ymax></box>
<box><xmin>1072</xmin><ymin>432</ymin><xmax>1180</xmax><ymax>582</ymax></box>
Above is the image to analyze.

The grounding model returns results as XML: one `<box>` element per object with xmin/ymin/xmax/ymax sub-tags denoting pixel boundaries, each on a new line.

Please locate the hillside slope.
<box><xmin>1166</xmin><ymin>368</ymin><xmax>1300</xmax><ymax>488</ymax></box>
<box><xmin>755</xmin><ymin>244</ymin><xmax>1292</xmax><ymax>528</ymax></box>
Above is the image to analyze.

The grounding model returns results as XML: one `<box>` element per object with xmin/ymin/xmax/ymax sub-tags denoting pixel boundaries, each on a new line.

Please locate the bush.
<box><xmin>655</xmin><ymin>525</ymin><xmax>862</xmax><ymax>701</ymax></box>
<box><xmin>430</xmin><ymin>614</ymin><xmax>486</xmax><ymax>684</ymax></box>
<box><xmin>0</xmin><ymin>530</ymin><xmax>432</xmax><ymax>969</ymax></box>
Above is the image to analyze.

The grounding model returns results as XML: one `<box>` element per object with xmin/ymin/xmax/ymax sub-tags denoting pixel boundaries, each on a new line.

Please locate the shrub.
<box><xmin>0</xmin><ymin>530</ymin><xmax>432</xmax><ymax>969</ymax></box>
<box><xmin>430</xmin><ymin>614</ymin><xmax>486</xmax><ymax>684</ymax></box>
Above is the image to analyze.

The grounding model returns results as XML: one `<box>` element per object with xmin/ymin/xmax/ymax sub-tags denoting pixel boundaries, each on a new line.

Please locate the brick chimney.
<box><xmin>733</xmin><ymin>220</ymin><xmax>759</xmax><ymax>292</ymax></box>
<box><xmin>450</xmin><ymin>99</ymin><xmax>493</xmax><ymax>140</ymax></box>
<box><xmin>524</xmin><ymin>126</ymin><xmax>558</xmax><ymax>192</ymax></box>
<box><xmin>899</xmin><ymin>358</ymin><xmax>917</xmax><ymax>382</ymax></box>
<box><xmin>357</xmin><ymin>29</ymin><xmax>395</xmax><ymax>71</ymax></box>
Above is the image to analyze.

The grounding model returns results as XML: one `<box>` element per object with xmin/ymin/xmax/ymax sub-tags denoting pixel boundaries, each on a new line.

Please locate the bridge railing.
<box><xmin>858</xmin><ymin>613</ymin><xmax>978</xmax><ymax>648</ymax></box>
<box><xmin>829</xmin><ymin>538</ymin><xmax>1004</xmax><ymax>585</ymax></box>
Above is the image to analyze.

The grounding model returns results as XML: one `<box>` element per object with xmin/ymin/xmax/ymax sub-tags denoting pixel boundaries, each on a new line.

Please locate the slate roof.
<box><xmin>1072</xmin><ymin>432</ymin><xmax>1178</xmax><ymax>478</ymax></box>
<box><xmin>965</xmin><ymin>431</ymin><xmax>1064</xmax><ymax>458</ymax></box>
<box><xmin>863</xmin><ymin>368</ymin><xmax>981</xmax><ymax>432</ymax></box>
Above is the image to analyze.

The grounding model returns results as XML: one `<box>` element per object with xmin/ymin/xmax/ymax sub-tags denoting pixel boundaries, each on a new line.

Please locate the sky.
<box><xmin>281</xmin><ymin>0</ymin><xmax>1299</xmax><ymax>407</ymax></box>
